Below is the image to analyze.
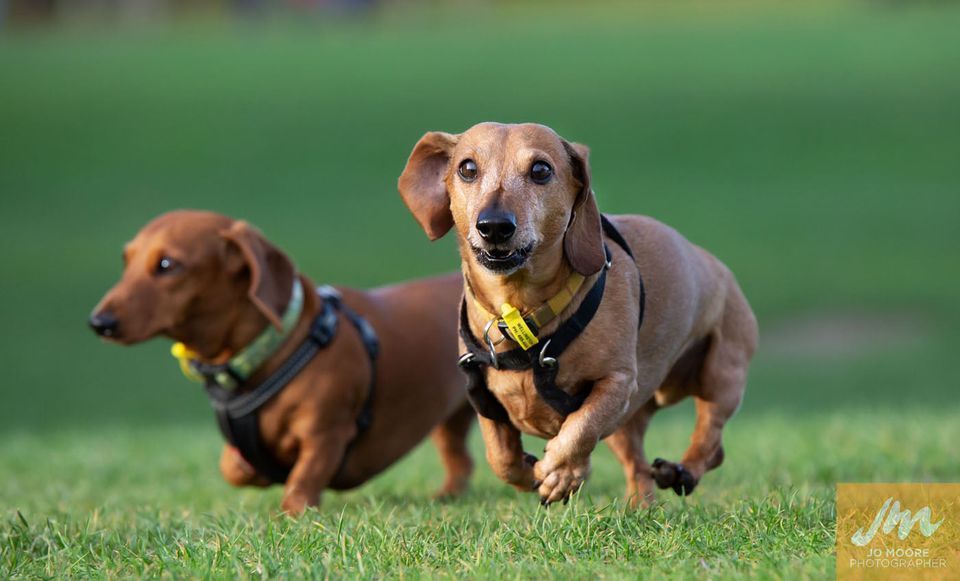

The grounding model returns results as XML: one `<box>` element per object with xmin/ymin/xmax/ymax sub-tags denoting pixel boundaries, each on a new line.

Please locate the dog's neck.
<box><xmin>463</xmin><ymin>242</ymin><xmax>575</xmax><ymax>319</ymax></box>
<box><xmin>174</xmin><ymin>276</ymin><xmax>318</xmax><ymax>365</ymax></box>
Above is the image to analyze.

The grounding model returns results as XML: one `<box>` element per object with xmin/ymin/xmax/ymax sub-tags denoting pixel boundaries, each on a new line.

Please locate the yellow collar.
<box><xmin>467</xmin><ymin>270</ymin><xmax>586</xmax><ymax>351</ymax></box>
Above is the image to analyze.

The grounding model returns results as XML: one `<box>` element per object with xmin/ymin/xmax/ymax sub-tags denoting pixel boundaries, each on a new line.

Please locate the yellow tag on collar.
<box><xmin>171</xmin><ymin>342</ymin><xmax>204</xmax><ymax>383</ymax></box>
<box><xmin>500</xmin><ymin>303</ymin><xmax>539</xmax><ymax>351</ymax></box>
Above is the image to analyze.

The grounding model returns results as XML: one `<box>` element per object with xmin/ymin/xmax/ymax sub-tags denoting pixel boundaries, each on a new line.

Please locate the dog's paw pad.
<box><xmin>651</xmin><ymin>458</ymin><xmax>697</xmax><ymax>496</ymax></box>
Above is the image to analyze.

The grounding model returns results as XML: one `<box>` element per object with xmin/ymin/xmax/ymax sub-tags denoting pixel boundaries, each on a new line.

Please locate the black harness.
<box><xmin>458</xmin><ymin>215</ymin><xmax>645</xmax><ymax>423</ymax></box>
<box><xmin>199</xmin><ymin>286</ymin><xmax>379</xmax><ymax>484</ymax></box>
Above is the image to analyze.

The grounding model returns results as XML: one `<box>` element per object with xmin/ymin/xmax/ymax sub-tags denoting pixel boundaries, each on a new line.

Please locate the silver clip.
<box><xmin>482</xmin><ymin>318</ymin><xmax>500</xmax><ymax>369</ymax></box>
<box><xmin>604</xmin><ymin>256</ymin><xmax>613</xmax><ymax>270</ymax></box>
<box><xmin>316</xmin><ymin>284</ymin><xmax>342</xmax><ymax>301</ymax></box>
<box><xmin>538</xmin><ymin>339</ymin><xmax>557</xmax><ymax>368</ymax></box>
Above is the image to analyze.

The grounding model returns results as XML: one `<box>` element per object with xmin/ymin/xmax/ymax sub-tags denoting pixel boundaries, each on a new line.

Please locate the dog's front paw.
<box><xmin>220</xmin><ymin>446</ymin><xmax>271</xmax><ymax>488</ymax></box>
<box><xmin>533</xmin><ymin>456</ymin><xmax>590</xmax><ymax>506</ymax></box>
<box><xmin>503</xmin><ymin>452</ymin><xmax>539</xmax><ymax>492</ymax></box>
<box><xmin>280</xmin><ymin>490</ymin><xmax>319</xmax><ymax>516</ymax></box>
<box><xmin>651</xmin><ymin>458</ymin><xmax>697</xmax><ymax>496</ymax></box>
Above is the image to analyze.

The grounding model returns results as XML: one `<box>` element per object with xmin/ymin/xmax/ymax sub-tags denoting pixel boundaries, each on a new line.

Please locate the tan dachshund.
<box><xmin>89</xmin><ymin>210</ymin><xmax>474</xmax><ymax>514</ymax></box>
<box><xmin>399</xmin><ymin>122</ymin><xmax>758</xmax><ymax>506</ymax></box>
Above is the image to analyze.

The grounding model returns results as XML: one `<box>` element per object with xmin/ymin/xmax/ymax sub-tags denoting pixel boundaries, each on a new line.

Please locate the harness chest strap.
<box><xmin>458</xmin><ymin>215</ymin><xmax>645</xmax><ymax>423</ymax></box>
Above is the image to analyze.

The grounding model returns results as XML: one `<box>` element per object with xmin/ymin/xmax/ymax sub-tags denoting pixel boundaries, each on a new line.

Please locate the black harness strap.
<box><xmin>322</xmin><ymin>289</ymin><xmax>379</xmax><ymax>434</ymax></box>
<box><xmin>458</xmin><ymin>215</ymin><xmax>645</xmax><ymax>423</ymax></box>
<box><xmin>600</xmin><ymin>215</ymin><xmax>645</xmax><ymax>326</ymax></box>
<box><xmin>203</xmin><ymin>286</ymin><xmax>378</xmax><ymax>484</ymax></box>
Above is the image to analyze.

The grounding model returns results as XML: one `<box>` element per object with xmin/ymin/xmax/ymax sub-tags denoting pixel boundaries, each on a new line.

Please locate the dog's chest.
<box><xmin>485</xmin><ymin>369</ymin><xmax>564</xmax><ymax>438</ymax></box>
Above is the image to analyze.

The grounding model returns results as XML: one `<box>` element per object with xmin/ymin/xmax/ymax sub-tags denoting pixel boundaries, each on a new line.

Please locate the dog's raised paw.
<box><xmin>651</xmin><ymin>458</ymin><xmax>697</xmax><ymax>496</ymax></box>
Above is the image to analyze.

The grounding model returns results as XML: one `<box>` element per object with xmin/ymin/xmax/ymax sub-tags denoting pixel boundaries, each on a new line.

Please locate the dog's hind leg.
<box><xmin>604</xmin><ymin>397</ymin><xmax>660</xmax><ymax>508</ymax></box>
<box><xmin>652</xmin><ymin>288</ymin><xmax>757</xmax><ymax>496</ymax></box>
<box><xmin>431</xmin><ymin>402</ymin><xmax>476</xmax><ymax>499</ymax></box>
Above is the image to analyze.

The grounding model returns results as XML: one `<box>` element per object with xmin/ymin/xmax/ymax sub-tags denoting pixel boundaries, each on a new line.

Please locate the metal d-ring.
<box><xmin>482</xmin><ymin>318</ymin><xmax>500</xmax><ymax>369</ymax></box>
<box><xmin>538</xmin><ymin>339</ymin><xmax>557</xmax><ymax>368</ymax></box>
<box><xmin>457</xmin><ymin>352</ymin><xmax>475</xmax><ymax>367</ymax></box>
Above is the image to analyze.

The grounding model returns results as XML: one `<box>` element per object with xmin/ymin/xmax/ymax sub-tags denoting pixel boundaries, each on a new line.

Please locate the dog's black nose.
<box><xmin>476</xmin><ymin>209</ymin><xmax>517</xmax><ymax>244</ymax></box>
<box><xmin>89</xmin><ymin>311</ymin><xmax>119</xmax><ymax>338</ymax></box>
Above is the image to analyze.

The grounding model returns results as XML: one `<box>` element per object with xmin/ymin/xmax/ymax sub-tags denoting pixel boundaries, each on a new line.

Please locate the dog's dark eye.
<box><xmin>154</xmin><ymin>256</ymin><xmax>180</xmax><ymax>276</ymax></box>
<box><xmin>458</xmin><ymin>159</ymin><xmax>478</xmax><ymax>182</ymax></box>
<box><xmin>530</xmin><ymin>161</ymin><xmax>553</xmax><ymax>184</ymax></box>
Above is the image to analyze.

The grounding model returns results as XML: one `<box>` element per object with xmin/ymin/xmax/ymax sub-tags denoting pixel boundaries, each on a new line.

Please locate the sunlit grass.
<box><xmin>3</xmin><ymin>411</ymin><xmax>958</xmax><ymax>577</ymax></box>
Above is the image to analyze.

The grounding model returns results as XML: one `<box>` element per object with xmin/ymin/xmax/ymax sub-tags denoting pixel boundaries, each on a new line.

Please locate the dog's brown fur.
<box><xmin>90</xmin><ymin>210</ymin><xmax>474</xmax><ymax>514</ymax></box>
<box><xmin>399</xmin><ymin>122</ymin><xmax>758</xmax><ymax>506</ymax></box>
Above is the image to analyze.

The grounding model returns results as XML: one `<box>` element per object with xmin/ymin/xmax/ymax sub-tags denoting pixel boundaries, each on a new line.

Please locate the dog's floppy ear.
<box><xmin>221</xmin><ymin>221</ymin><xmax>296</xmax><ymax>330</ymax></box>
<box><xmin>398</xmin><ymin>131</ymin><xmax>459</xmax><ymax>240</ymax></box>
<box><xmin>562</xmin><ymin>141</ymin><xmax>605</xmax><ymax>275</ymax></box>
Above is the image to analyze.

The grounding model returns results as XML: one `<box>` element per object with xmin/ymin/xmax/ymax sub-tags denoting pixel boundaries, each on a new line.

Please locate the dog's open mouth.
<box><xmin>472</xmin><ymin>243</ymin><xmax>534</xmax><ymax>273</ymax></box>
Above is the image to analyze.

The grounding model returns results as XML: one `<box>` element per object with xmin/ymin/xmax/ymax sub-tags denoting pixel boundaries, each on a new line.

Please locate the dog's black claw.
<box><xmin>539</xmin><ymin>497</ymin><xmax>550</xmax><ymax>507</ymax></box>
<box><xmin>531</xmin><ymin>480</ymin><xmax>542</xmax><ymax>490</ymax></box>
<box><xmin>651</xmin><ymin>459</ymin><xmax>698</xmax><ymax>496</ymax></box>
<box><xmin>671</xmin><ymin>465</ymin><xmax>697</xmax><ymax>496</ymax></box>
<box><xmin>562</xmin><ymin>495</ymin><xmax>570</xmax><ymax>506</ymax></box>
<box><xmin>523</xmin><ymin>452</ymin><xmax>539</xmax><ymax>466</ymax></box>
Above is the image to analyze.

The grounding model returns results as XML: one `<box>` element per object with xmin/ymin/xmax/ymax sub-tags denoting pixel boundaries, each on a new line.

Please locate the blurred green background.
<box><xmin>3</xmin><ymin>4</ymin><xmax>960</xmax><ymax>576</ymax></box>
<box><xmin>1</xmin><ymin>1</ymin><xmax>957</xmax><ymax>430</ymax></box>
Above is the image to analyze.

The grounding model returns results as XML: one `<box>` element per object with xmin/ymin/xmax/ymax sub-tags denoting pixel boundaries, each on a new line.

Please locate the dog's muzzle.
<box><xmin>472</xmin><ymin>242</ymin><xmax>534</xmax><ymax>273</ymax></box>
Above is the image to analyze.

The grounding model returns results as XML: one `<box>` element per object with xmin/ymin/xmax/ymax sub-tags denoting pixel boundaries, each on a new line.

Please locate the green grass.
<box><xmin>7</xmin><ymin>412</ymin><xmax>958</xmax><ymax>578</ymax></box>
<box><xmin>2</xmin><ymin>2</ymin><xmax>960</xmax><ymax>577</ymax></box>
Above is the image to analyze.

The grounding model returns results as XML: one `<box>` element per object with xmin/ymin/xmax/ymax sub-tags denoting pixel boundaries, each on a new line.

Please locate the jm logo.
<box><xmin>851</xmin><ymin>496</ymin><xmax>944</xmax><ymax>546</ymax></box>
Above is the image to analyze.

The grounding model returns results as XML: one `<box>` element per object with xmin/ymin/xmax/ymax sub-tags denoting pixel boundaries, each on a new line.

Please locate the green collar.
<box><xmin>171</xmin><ymin>278</ymin><xmax>305</xmax><ymax>389</ymax></box>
